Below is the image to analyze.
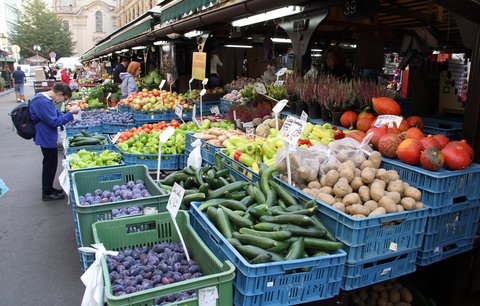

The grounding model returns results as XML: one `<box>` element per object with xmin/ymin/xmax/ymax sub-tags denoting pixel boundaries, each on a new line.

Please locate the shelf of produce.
<box><xmin>421</xmin><ymin>117</ymin><xmax>463</xmax><ymax>140</ymax></box>
<box><xmin>92</xmin><ymin>211</ymin><xmax>235</xmax><ymax>306</ymax></box>
<box><xmin>185</xmin><ymin>133</ymin><xmax>224</xmax><ymax>165</ymax></box>
<box><xmin>65</xmin><ymin>124</ymin><xmax>103</xmax><ymax>137</ymax></box>
<box><xmin>189</xmin><ymin>202</ymin><xmax>347</xmax><ymax>306</ymax></box>
<box><xmin>216</xmin><ymin>151</ymin><xmax>259</xmax><ymax>182</ymax></box>
<box><xmin>120</xmin><ymin>149</ymin><xmax>181</xmax><ymax>170</ymax></box>
<box><xmin>275</xmin><ymin>178</ymin><xmax>428</xmax><ymax>264</ymax></box>
<box><xmin>380</xmin><ymin>158</ymin><xmax>480</xmax><ymax>208</ymax></box>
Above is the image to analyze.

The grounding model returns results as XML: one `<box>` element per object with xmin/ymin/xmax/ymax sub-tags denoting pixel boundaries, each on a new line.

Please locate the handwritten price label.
<box><xmin>244</xmin><ymin>122</ymin><xmax>255</xmax><ymax>137</ymax></box>
<box><xmin>198</xmin><ymin>286</ymin><xmax>218</xmax><ymax>306</ymax></box>
<box><xmin>374</xmin><ymin>115</ymin><xmax>403</xmax><ymax>128</ymax></box>
<box><xmin>166</xmin><ymin>183</ymin><xmax>185</xmax><ymax>218</ymax></box>
<box><xmin>279</xmin><ymin>115</ymin><xmax>307</xmax><ymax>145</ymax></box>
<box><xmin>254</xmin><ymin>82</ymin><xmax>267</xmax><ymax>95</ymax></box>
<box><xmin>210</xmin><ymin>105</ymin><xmax>220</xmax><ymax>116</ymax></box>
<box><xmin>300</xmin><ymin>111</ymin><xmax>308</xmax><ymax>122</ymax></box>
<box><xmin>175</xmin><ymin>103</ymin><xmax>183</xmax><ymax>118</ymax></box>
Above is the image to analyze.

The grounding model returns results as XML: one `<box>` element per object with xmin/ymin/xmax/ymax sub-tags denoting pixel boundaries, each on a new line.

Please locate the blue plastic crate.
<box><xmin>65</xmin><ymin>124</ymin><xmax>103</xmax><ymax>137</ymax></box>
<box><xmin>421</xmin><ymin>199</ymin><xmax>480</xmax><ymax>252</ymax></box>
<box><xmin>133</xmin><ymin>109</ymin><xmax>168</xmax><ymax>122</ymax></box>
<box><xmin>101</xmin><ymin>122</ymin><xmax>136</xmax><ymax>134</ymax></box>
<box><xmin>65</xmin><ymin>134</ymin><xmax>116</xmax><ymax>155</ymax></box>
<box><xmin>275</xmin><ymin>178</ymin><xmax>428</xmax><ymax>264</ymax></box>
<box><xmin>178</xmin><ymin>153</ymin><xmax>186</xmax><ymax>169</ymax></box>
<box><xmin>80</xmin><ymin>251</ymin><xmax>95</xmax><ymax>272</ymax></box>
<box><xmin>189</xmin><ymin>202</ymin><xmax>347</xmax><ymax>305</ymax></box>
<box><xmin>117</xmin><ymin>104</ymin><xmax>132</xmax><ymax>113</ymax></box>
<box><xmin>194</xmin><ymin>100</ymin><xmax>221</xmax><ymax>116</ymax></box>
<box><xmin>342</xmin><ymin>250</ymin><xmax>418</xmax><ymax>290</ymax></box>
<box><xmin>186</xmin><ymin>133</ymin><xmax>225</xmax><ymax>165</ymax></box>
<box><xmin>72</xmin><ymin>205</ymin><xmax>95</xmax><ymax>272</ymax></box>
<box><xmin>381</xmin><ymin>158</ymin><xmax>480</xmax><ymax>208</ymax></box>
<box><xmin>220</xmin><ymin>99</ymin><xmax>234</xmax><ymax>116</ymax></box>
<box><xmin>165</xmin><ymin>109</ymin><xmax>193</xmax><ymax>121</ymax></box>
<box><xmin>217</xmin><ymin>151</ymin><xmax>259</xmax><ymax>182</ymax></box>
<box><xmin>121</xmin><ymin>150</ymin><xmax>180</xmax><ymax>170</ymax></box>
<box><xmin>416</xmin><ymin>238</ymin><xmax>475</xmax><ymax>266</ymax></box>
<box><xmin>422</xmin><ymin>117</ymin><xmax>463</xmax><ymax>140</ymax></box>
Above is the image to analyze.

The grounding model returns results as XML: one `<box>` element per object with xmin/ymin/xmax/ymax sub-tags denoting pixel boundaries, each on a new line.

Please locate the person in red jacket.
<box><xmin>60</xmin><ymin>69</ymin><xmax>72</xmax><ymax>84</ymax></box>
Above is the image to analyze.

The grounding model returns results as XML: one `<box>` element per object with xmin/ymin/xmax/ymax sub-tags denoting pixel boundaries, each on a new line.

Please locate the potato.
<box><xmin>333</xmin><ymin>178</ymin><xmax>352</xmax><ymax>197</ymax></box>
<box><xmin>387</xmin><ymin>180</ymin><xmax>404</xmax><ymax>194</ymax></box>
<box><xmin>394</xmin><ymin>302</ymin><xmax>411</xmax><ymax>306</ymax></box>
<box><xmin>373</xmin><ymin>178</ymin><xmax>387</xmax><ymax>188</ymax></box>
<box><xmin>396</xmin><ymin>205</ymin><xmax>405</xmax><ymax>212</ymax></box>
<box><xmin>403</xmin><ymin>182</ymin><xmax>410</xmax><ymax>188</ymax></box>
<box><xmin>364</xmin><ymin>200</ymin><xmax>379</xmax><ymax>212</ymax></box>
<box><xmin>372</xmin><ymin>284</ymin><xmax>385</xmax><ymax>292</ymax></box>
<box><xmin>360</xmin><ymin>160</ymin><xmax>375</xmax><ymax>170</ymax></box>
<box><xmin>361</xmin><ymin>167</ymin><xmax>377</xmax><ymax>184</ymax></box>
<box><xmin>350</xmin><ymin>177</ymin><xmax>364</xmax><ymax>191</ymax></box>
<box><xmin>393</xmin><ymin>282</ymin><xmax>403</xmax><ymax>290</ymax></box>
<box><xmin>404</xmin><ymin>187</ymin><xmax>421</xmax><ymax>201</ymax></box>
<box><xmin>355</xmin><ymin>168</ymin><xmax>362</xmax><ymax>177</ymax></box>
<box><xmin>380</xmin><ymin>292</ymin><xmax>389</xmax><ymax>299</ymax></box>
<box><xmin>369</xmin><ymin>151</ymin><xmax>382</xmax><ymax>168</ymax></box>
<box><xmin>376</xmin><ymin>168</ymin><xmax>391</xmax><ymax>183</ymax></box>
<box><xmin>351</xmin><ymin>294</ymin><xmax>362</xmax><ymax>304</ymax></box>
<box><xmin>359</xmin><ymin>289</ymin><xmax>369</xmax><ymax>300</ymax></box>
<box><xmin>352</xmin><ymin>214</ymin><xmax>366</xmax><ymax>219</ymax></box>
<box><xmin>384</xmin><ymin>283</ymin><xmax>393</xmax><ymax>290</ymax></box>
<box><xmin>343</xmin><ymin>193</ymin><xmax>361</xmax><ymax>206</ymax></box>
<box><xmin>335</xmin><ymin>196</ymin><xmax>344</xmax><ymax>203</ymax></box>
<box><xmin>369</xmin><ymin>207</ymin><xmax>386</xmax><ymax>217</ymax></box>
<box><xmin>379</xmin><ymin>196</ymin><xmax>398</xmax><ymax>213</ymax></box>
<box><xmin>399</xmin><ymin>287</ymin><xmax>413</xmax><ymax>303</ymax></box>
<box><xmin>371</xmin><ymin>181</ymin><xmax>386</xmax><ymax>202</ymax></box>
<box><xmin>349</xmin><ymin>204</ymin><xmax>370</xmax><ymax>216</ymax></box>
<box><xmin>389</xmin><ymin>288</ymin><xmax>401</xmax><ymax>303</ymax></box>
<box><xmin>387</xmin><ymin>170</ymin><xmax>400</xmax><ymax>181</ymax></box>
<box><xmin>325</xmin><ymin>170</ymin><xmax>340</xmax><ymax>187</ymax></box>
<box><xmin>370</xmin><ymin>291</ymin><xmax>379</xmax><ymax>299</ymax></box>
<box><xmin>416</xmin><ymin>201</ymin><xmax>424</xmax><ymax>209</ymax></box>
<box><xmin>316</xmin><ymin>193</ymin><xmax>336</xmax><ymax>205</ymax></box>
<box><xmin>340</xmin><ymin>168</ymin><xmax>355</xmax><ymax>183</ymax></box>
<box><xmin>385</xmin><ymin>191</ymin><xmax>401</xmax><ymax>204</ymax></box>
<box><xmin>338</xmin><ymin>160</ymin><xmax>356</xmax><ymax>174</ymax></box>
<box><xmin>400</xmin><ymin>197</ymin><xmax>416</xmax><ymax>210</ymax></box>
<box><xmin>302</xmin><ymin>188</ymin><xmax>311</xmax><ymax>194</ymax></box>
<box><xmin>366</xmin><ymin>296</ymin><xmax>378</xmax><ymax>306</ymax></box>
<box><xmin>358</xmin><ymin>185</ymin><xmax>371</xmax><ymax>202</ymax></box>
<box><xmin>310</xmin><ymin>189</ymin><xmax>320</xmax><ymax>197</ymax></box>
<box><xmin>298</xmin><ymin>167</ymin><xmax>318</xmax><ymax>182</ymax></box>
<box><xmin>377</xmin><ymin>298</ymin><xmax>389</xmax><ymax>306</ymax></box>
<box><xmin>307</xmin><ymin>181</ymin><xmax>321</xmax><ymax>189</ymax></box>
<box><xmin>332</xmin><ymin>202</ymin><xmax>346</xmax><ymax>212</ymax></box>
<box><xmin>319</xmin><ymin>186</ymin><xmax>333</xmax><ymax>195</ymax></box>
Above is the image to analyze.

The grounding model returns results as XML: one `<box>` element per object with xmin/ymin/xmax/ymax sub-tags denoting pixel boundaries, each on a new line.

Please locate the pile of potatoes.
<box><xmin>351</xmin><ymin>280</ymin><xmax>414</xmax><ymax>306</ymax></box>
<box><xmin>299</xmin><ymin>151</ymin><xmax>424</xmax><ymax>218</ymax></box>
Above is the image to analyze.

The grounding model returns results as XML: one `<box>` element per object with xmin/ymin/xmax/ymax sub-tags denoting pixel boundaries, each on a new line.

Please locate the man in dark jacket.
<box><xmin>12</xmin><ymin>66</ymin><xmax>26</xmax><ymax>102</ymax></box>
<box><xmin>29</xmin><ymin>83</ymin><xmax>80</xmax><ymax>201</ymax></box>
<box><xmin>113</xmin><ymin>56</ymin><xmax>130</xmax><ymax>85</ymax></box>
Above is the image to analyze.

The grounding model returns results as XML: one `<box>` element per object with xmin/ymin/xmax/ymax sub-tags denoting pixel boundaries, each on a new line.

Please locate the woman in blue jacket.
<box><xmin>120</xmin><ymin>61</ymin><xmax>141</xmax><ymax>98</ymax></box>
<box><xmin>29</xmin><ymin>82</ymin><xmax>79</xmax><ymax>201</ymax></box>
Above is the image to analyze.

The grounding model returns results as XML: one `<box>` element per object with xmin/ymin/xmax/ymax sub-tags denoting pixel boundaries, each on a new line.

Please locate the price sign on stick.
<box><xmin>200</xmin><ymin>78</ymin><xmax>208</xmax><ymax>122</ymax></box>
<box><xmin>374</xmin><ymin>115</ymin><xmax>403</xmax><ymax>128</ymax></box>
<box><xmin>276</xmin><ymin>67</ymin><xmax>288</xmax><ymax>76</ymax></box>
<box><xmin>192</xmin><ymin>104</ymin><xmax>200</xmax><ymax>126</ymax></box>
<box><xmin>175</xmin><ymin>103</ymin><xmax>184</xmax><ymax>123</ymax></box>
<box><xmin>156</xmin><ymin>126</ymin><xmax>175</xmax><ymax>182</ymax></box>
<box><xmin>159</xmin><ymin>80</ymin><xmax>166</xmax><ymax>107</ymax></box>
<box><xmin>210</xmin><ymin>105</ymin><xmax>220</xmax><ymax>116</ymax></box>
<box><xmin>111</xmin><ymin>132</ymin><xmax>121</xmax><ymax>144</ymax></box>
<box><xmin>254</xmin><ymin>82</ymin><xmax>267</xmax><ymax>95</ymax></box>
<box><xmin>106</xmin><ymin>93</ymin><xmax>112</xmax><ymax>108</ymax></box>
<box><xmin>188</xmin><ymin>77</ymin><xmax>194</xmax><ymax>93</ymax></box>
<box><xmin>279</xmin><ymin>116</ymin><xmax>308</xmax><ymax>185</ymax></box>
<box><xmin>199</xmin><ymin>286</ymin><xmax>219</xmax><ymax>306</ymax></box>
<box><xmin>167</xmin><ymin>183</ymin><xmax>190</xmax><ymax>261</ymax></box>
<box><xmin>244</xmin><ymin>122</ymin><xmax>255</xmax><ymax>137</ymax></box>
<box><xmin>169</xmin><ymin>79</ymin><xmax>176</xmax><ymax>92</ymax></box>
<box><xmin>300</xmin><ymin>111</ymin><xmax>308</xmax><ymax>122</ymax></box>
<box><xmin>272</xmin><ymin>99</ymin><xmax>289</xmax><ymax>130</ymax></box>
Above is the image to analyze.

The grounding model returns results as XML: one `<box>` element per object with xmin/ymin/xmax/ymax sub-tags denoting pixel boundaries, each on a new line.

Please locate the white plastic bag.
<box><xmin>78</xmin><ymin>244</ymin><xmax>118</xmax><ymax>306</ymax></box>
<box><xmin>187</xmin><ymin>139</ymin><xmax>202</xmax><ymax>169</ymax></box>
<box><xmin>327</xmin><ymin>132</ymin><xmax>374</xmax><ymax>167</ymax></box>
<box><xmin>59</xmin><ymin>159</ymin><xmax>70</xmax><ymax>196</ymax></box>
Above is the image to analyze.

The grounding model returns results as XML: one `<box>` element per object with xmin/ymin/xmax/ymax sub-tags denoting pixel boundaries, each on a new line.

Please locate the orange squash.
<box><xmin>372</xmin><ymin>97</ymin><xmax>401</xmax><ymax>116</ymax></box>
<box><xmin>340</xmin><ymin>111</ymin><xmax>358</xmax><ymax>129</ymax></box>
<box><xmin>404</xmin><ymin>127</ymin><xmax>424</xmax><ymax>140</ymax></box>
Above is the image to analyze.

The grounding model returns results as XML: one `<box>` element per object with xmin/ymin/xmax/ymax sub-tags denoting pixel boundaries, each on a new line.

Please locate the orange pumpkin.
<box><xmin>372</xmin><ymin>97</ymin><xmax>401</xmax><ymax>116</ymax></box>
<box><xmin>397</xmin><ymin>138</ymin><xmax>422</xmax><ymax>165</ymax></box>
<box><xmin>404</xmin><ymin>127</ymin><xmax>424</xmax><ymax>140</ymax></box>
<box><xmin>366</xmin><ymin>125</ymin><xmax>388</xmax><ymax>149</ymax></box>
<box><xmin>357</xmin><ymin>116</ymin><xmax>375</xmax><ymax>132</ymax></box>
<box><xmin>406</xmin><ymin>116</ymin><xmax>425</xmax><ymax>129</ymax></box>
<box><xmin>378</xmin><ymin>133</ymin><xmax>403</xmax><ymax>158</ymax></box>
<box><xmin>340</xmin><ymin>111</ymin><xmax>358</xmax><ymax>129</ymax></box>
<box><xmin>345</xmin><ymin>130</ymin><xmax>366</xmax><ymax>142</ymax></box>
<box><xmin>357</xmin><ymin>110</ymin><xmax>376</xmax><ymax>121</ymax></box>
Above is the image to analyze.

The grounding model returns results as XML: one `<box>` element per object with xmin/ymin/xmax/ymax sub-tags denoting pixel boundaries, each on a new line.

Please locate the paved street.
<box><xmin>0</xmin><ymin>84</ymin><xmax>83</xmax><ymax>305</ymax></box>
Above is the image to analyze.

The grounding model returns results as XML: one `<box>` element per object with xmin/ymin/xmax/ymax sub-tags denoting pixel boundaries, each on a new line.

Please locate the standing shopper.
<box><xmin>61</xmin><ymin>68</ymin><xmax>72</xmax><ymax>85</ymax></box>
<box><xmin>113</xmin><ymin>56</ymin><xmax>130</xmax><ymax>85</ymax></box>
<box><xmin>12</xmin><ymin>66</ymin><xmax>26</xmax><ymax>102</ymax></box>
<box><xmin>29</xmin><ymin>83</ymin><xmax>79</xmax><ymax>201</ymax></box>
<box><xmin>120</xmin><ymin>61</ymin><xmax>141</xmax><ymax>98</ymax></box>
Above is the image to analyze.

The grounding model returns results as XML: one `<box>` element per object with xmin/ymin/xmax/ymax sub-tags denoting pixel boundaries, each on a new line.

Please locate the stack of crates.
<box><xmin>381</xmin><ymin>158</ymin><xmax>480</xmax><ymax>266</ymax></box>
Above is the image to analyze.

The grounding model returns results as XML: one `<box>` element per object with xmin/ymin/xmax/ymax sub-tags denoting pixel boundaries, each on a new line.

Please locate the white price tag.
<box><xmin>144</xmin><ymin>207</ymin><xmax>158</xmax><ymax>215</ymax></box>
<box><xmin>274</xmin><ymin>80</ymin><xmax>284</xmax><ymax>86</ymax></box>
<box><xmin>159</xmin><ymin>79</ymin><xmax>166</xmax><ymax>89</ymax></box>
<box><xmin>167</xmin><ymin>183</ymin><xmax>185</xmax><ymax>218</ymax></box>
<box><xmin>192</xmin><ymin>104</ymin><xmax>200</xmax><ymax>126</ymax></box>
<box><xmin>244</xmin><ymin>122</ymin><xmax>255</xmax><ymax>136</ymax></box>
<box><xmin>106</xmin><ymin>92</ymin><xmax>112</xmax><ymax>100</ymax></box>
<box><xmin>159</xmin><ymin>126</ymin><xmax>175</xmax><ymax>143</ymax></box>
<box><xmin>374</xmin><ymin>115</ymin><xmax>403</xmax><ymax>128</ymax></box>
<box><xmin>254</xmin><ymin>82</ymin><xmax>267</xmax><ymax>95</ymax></box>
<box><xmin>210</xmin><ymin>105</ymin><xmax>220</xmax><ymax>116</ymax></box>
<box><xmin>276</xmin><ymin>67</ymin><xmax>288</xmax><ymax>76</ymax></box>
<box><xmin>272</xmin><ymin>99</ymin><xmax>288</xmax><ymax>113</ymax></box>
<box><xmin>279</xmin><ymin>116</ymin><xmax>307</xmax><ymax>145</ymax></box>
<box><xmin>202</xmin><ymin>78</ymin><xmax>209</xmax><ymax>85</ymax></box>
<box><xmin>151</xmin><ymin>114</ymin><xmax>155</xmax><ymax>120</ymax></box>
<box><xmin>111</xmin><ymin>132</ymin><xmax>121</xmax><ymax>144</ymax></box>
<box><xmin>266</xmin><ymin>281</ymin><xmax>274</xmax><ymax>288</ymax></box>
<box><xmin>199</xmin><ymin>286</ymin><xmax>218</xmax><ymax>306</ymax></box>
<box><xmin>200</xmin><ymin>89</ymin><xmax>207</xmax><ymax>96</ymax></box>
<box><xmin>434</xmin><ymin>247</ymin><xmax>441</xmax><ymax>253</ymax></box>
<box><xmin>380</xmin><ymin>267</ymin><xmax>392</xmax><ymax>276</ymax></box>
<box><xmin>389</xmin><ymin>242</ymin><xmax>398</xmax><ymax>252</ymax></box>
<box><xmin>233</xmin><ymin>110</ymin><xmax>237</xmax><ymax>121</ymax></box>
<box><xmin>300</xmin><ymin>111</ymin><xmax>308</xmax><ymax>122</ymax></box>
<box><xmin>175</xmin><ymin>103</ymin><xmax>183</xmax><ymax>118</ymax></box>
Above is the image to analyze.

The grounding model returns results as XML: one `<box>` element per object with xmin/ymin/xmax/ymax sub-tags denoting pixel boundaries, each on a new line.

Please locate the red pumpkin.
<box><xmin>340</xmin><ymin>111</ymin><xmax>358</xmax><ymax>129</ymax></box>
<box><xmin>406</xmin><ymin>116</ymin><xmax>425</xmax><ymax>129</ymax></box>
<box><xmin>397</xmin><ymin>138</ymin><xmax>422</xmax><ymax>165</ymax></box>
<box><xmin>372</xmin><ymin>97</ymin><xmax>401</xmax><ymax>116</ymax></box>
<box><xmin>441</xmin><ymin>146</ymin><xmax>472</xmax><ymax>170</ymax></box>
<box><xmin>378</xmin><ymin>133</ymin><xmax>403</xmax><ymax>158</ymax></box>
<box><xmin>419</xmin><ymin>136</ymin><xmax>441</xmax><ymax>151</ymax></box>
<box><xmin>444</xmin><ymin>140</ymin><xmax>474</xmax><ymax>161</ymax></box>
<box><xmin>404</xmin><ymin>127</ymin><xmax>424</xmax><ymax>140</ymax></box>
<box><xmin>345</xmin><ymin>130</ymin><xmax>366</xmax><ymax>142</ymax></box>
<box><xmin>398</xmin><ymin>118</ymin><xmax>410</xmax><ymax>132</ymax></box>
<box><xmin>357</xmin><ymin>116</ymin><xmax>375</xmax><ymax>132</ymax></box>
<box><xmin>420</xmin><ymin>148</ymin><xmax>444</xmax><ymax>171</ymax></box>
<box><xmin>366</xmin><ymin>125</ymin><xmax>388</xmax><ymax>148</ymax></box>
<box><xmin>357</xmin><ymin>111</ymin><xmax>375</xmax><ymax>121</ymax></box>
<box><xmin>432</xmin><ymin>134</ymin><xmax>449</xmax><ymax>149</ymax></box>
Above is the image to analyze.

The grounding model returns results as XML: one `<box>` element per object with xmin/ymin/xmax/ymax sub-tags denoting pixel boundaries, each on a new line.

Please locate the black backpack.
<box><xmin>10</xmin><ymin>100</ymin><xmax>37</xmax><ymax>140</ymax></box>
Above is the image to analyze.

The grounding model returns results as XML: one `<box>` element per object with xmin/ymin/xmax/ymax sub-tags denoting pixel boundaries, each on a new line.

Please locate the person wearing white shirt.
<box><xmin>209</xmin><ymin>52</ymin><xmax>223</xmax><ymax>88</ymax></box>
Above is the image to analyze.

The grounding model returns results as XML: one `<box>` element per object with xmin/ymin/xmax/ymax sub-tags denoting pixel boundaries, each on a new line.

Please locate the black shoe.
<box><xmin>52</xmin><ymin>188</ymin><xmax>65</xmax><ymax>195</ymax></box>
<box><xmin>42</xmin><ymin>192</ymin><xmax>66</xmax><ymax>201</ymax></box>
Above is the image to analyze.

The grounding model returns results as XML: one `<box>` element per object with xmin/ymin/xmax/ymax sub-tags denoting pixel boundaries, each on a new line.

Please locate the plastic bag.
<box><xmin>318</xmin><ymin>147</ymin><xmax>341</xmax><ymax>177</ymax></box>
<box><xmin>327</xmin><ymin>132</ymin><xmax>373</xmax><ymax>168</ymax></box>
<box><xmin>187</xmin><ymin>139</ymin><xmax>202</xmax><ymax>169</ymax></box>
<box><xmin>59</xmin><ymin>160</ymin><xmax>69</xmax><ymax>197</ymax></box>
<box><xmin>275</xmin><ymin>145</ymin><xmax>324</xmax><ymax>186</ymax></box>
<box><xmin>78</xmin><ymin>244</ymin><xmax>119</xmax><ymax>306</ymax></box>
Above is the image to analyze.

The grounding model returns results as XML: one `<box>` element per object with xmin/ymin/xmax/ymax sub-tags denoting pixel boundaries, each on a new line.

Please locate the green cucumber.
<box><xmin>311</xmin><ymin>251</ymin><xmax>329</xmax><ymax>257</ymax></box>
<box><xmin>80</xmin><ymin>130</ymin><xmax>92</xmax><ymax>137</ymax></box>
<box><xmin>304</xmin><ymin>238</ymin><xmax>344</xmax><ymax>252</ymax></box>
<box><xmin>215</xmin><ymin>168</ymin><xmax>230</xmax><ymax>178</ymax></box>
<box><xmin>235</xmin><ymin>245</ymin><xmax>284</xmax><ymax>261</ymax></box>
<box><xmin>264</xmin><ymin>189</ymin><xmax>277</xmax><ymax>208</ymax></box>
<box><xmin>225</xmin><ymin>191</ymin><xmax>248</xmax><ymax>201</ymax></box>
<box><xmin>269</xmin><ymin>180</ymin><xmax>297</xmax><ymax>207</ymax></box>
<box><xmin>277</xmin><ymin>199</ymin><xmax>287</xmax><ymax>210</ymax></box>
<box><xmin>218</xmin><ymin>177</ymin><xmax>230</xmax><ymax>186</ymax></box>
<box><xmin>268</xmin><ymin>206</ymin><xmax>284</xmax><ymax>212</ymax></box>
<box><xmin>272</xmin><ymin>207</ymin><xmax>316</xmax><ymax>216</ymax></box>
<box><xmin>285</xmin><ymin>237</ymin><xmax>304</xmax><ymax>261</ymax></box>
<box><xmin>285</xmin><ymin>205</ymin><xmax>305</xmax><ymax>212</ymax></box>
<box><xmin>184</xmin><ymin>177</ymin><xmax>197</xmax><ymax>189</ymax></box>
<box><xmin>198</xmin><ymin>183</ymin><xmax>210</xmax><ymax>195</ymax></box>
<box><xmin>279</xmin><ymin>225</ymin><xmax>326</xmax><ymax>238</ymax></box>
<box><xmin>247</xmin><ymin>207</ymin><xmax>271</xmax><ymax>219</ymax></box>
<box><xmin>161</xmin><ymin>172</ymin><xmax>191</xmax><ymax>186</ymax></box>
<box><xmin>206</xmin><ymin>206</ymin><xmax>218</xmax><ymax>225</ymax></box>
<box><xmin>260</xmin><ymin>166</ymin><xmax>278</xmax><ymax>195</ymax></box>
<box><xmin>199</xmin><ymin>198</ymin><xmax>247</xmax><ymax>212</ymax></box>
<box><xmin>227</xmin><ymin>238</ymin><xmax>242</xmax><ymax>248</ymax></box>
<box><xmin>216</xmin><ymin>208</ymin><xmax>233</xmax><ymax>239</ymax></box>
<box><xmin>260</xmin><ymin>215</ymin><xmax>314</xmax><ymax>227</ymax></box>
<box><xmin>233</xmin><ymin>232</ymin><xmax>277</xmax><ymax>249</ymax></box>
<box><xmin>239</xmin><ymin>228</ymin><xmax>292</xmax><ymax>241</ymax></box>
<box><xmin>253</xmin><ymin>222</ymin><xmax>281</xmax><ymax>231</ymax></box>
<box><xmin>240</xmin><ymin>196</ymin><xmax>254</xmax><ymax>207</ymax></box>
<box><xmin>220</xmin><ymin>206</ymin><xmax>253</xmax><ymax>228</ymax></box>
<box><xmin>267</xmin><ymin>240</ymin><xmax>291</xmax><ymax>252</ymax></box>
<box><xmin>250</xmin><ymin>253</ymin><xmax>273</xmax><ymax>264</ymax></box>
<box><xmin>247</xmin><ymin>184</ymin><xmax>266</xmax><ymax>204</ymax></box>
<box><xmin>311</xmin><ymin>215</ymin><xmax>336</xmax><ymax>241</ymax></box>
<box><xmin>206</xmin><ymin>181</ymin><xmax>248</xmax><ymax>199</ymax></box>
<box><xmin>181</xmin><ymin>193</ymin><xmax>206</xmax><ymax>207</ymax></box>
<box><xmin>182</xmin><ymin>166</ymin><xmax>196</xmax><ymax>176</ymax></box>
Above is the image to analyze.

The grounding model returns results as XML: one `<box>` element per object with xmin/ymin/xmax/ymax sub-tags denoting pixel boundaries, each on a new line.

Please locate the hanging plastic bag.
<box><xmin>78</xmin><ymin>244</ymin><xmax>118</xmax><ymax>306</ymax></box>
<box><xmin>327</xmin><ymin>132</ymin><xmax>374</xmax><ymax>167</ymax></box>
<box><xmin>187</xmin><ymin>138</ymin><xmax>202</xmax><ymax>169</ymax></box>
<box><xmin>275</xmin><ymin>145</ymin><xmax>323</xmax><ymax>186</ymax></box>
<box><xmin>318</xmin><ymin>147</ymin><xmax>341</xmax><ymax>176</ymax></box>
<box><xmin>59</xmin><ymin>159</ymin><xmax>70</xmax><ymax>197</ymax></box>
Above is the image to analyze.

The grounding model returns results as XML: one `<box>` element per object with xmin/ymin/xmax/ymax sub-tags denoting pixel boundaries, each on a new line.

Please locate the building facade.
<box><xmin>0</xmin><ymin>0</ymin><xmax>23</xmax><ymax>52</ymax></box>
<box><xmin>53</xmin><ymin>0</ymin><xmax>117</xmax><ymax>56</ymax></box>
<box><xmin>116</xmin><ymin>0</ymin><xmax>157</xmax><ymax>27</ymax></box>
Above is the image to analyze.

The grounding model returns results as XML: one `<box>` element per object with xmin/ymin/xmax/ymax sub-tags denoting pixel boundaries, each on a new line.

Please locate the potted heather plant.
<box><xmin>302</xmin><ymin>78</ymin><xmax>321</xmax><ymax>119</ymax></box>
<box><xmin>327</xmin><ymin>80</ymin><xmax>355</xmax><ymax>126</ymax></box>
<box><xmin>284</xmin><ymin>74</ymin><xmax>299</xmax><ymax>114</ymax></box>
<box><xmin>316</xmin><ymin>75</ymin><xmax>334</xmax><ymax>122</ymax></box>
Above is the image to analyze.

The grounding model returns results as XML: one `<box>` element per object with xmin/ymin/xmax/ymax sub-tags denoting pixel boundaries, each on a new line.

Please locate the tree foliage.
<box><xmin>9</xmin><ymin>0</ymin><xmax>75</xmax><ymax>60</ymax></box>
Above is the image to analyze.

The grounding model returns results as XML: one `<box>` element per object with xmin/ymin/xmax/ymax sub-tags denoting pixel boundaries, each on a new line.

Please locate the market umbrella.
<box><xmin>25</xmin><ymin>55</ymin><xmax>48</xmax><ymax>65</ymax></box>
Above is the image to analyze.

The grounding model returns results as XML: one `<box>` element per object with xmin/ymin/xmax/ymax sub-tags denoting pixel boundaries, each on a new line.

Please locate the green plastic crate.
<box><xmin>92</xmin><ymin>212</ymin><xmax>235</xmax><ymax>306</ymax></box>
<box><xmin>72</xmin><ymin>165</ymin><xmax>169</xmax><ymax>247</ymax></box>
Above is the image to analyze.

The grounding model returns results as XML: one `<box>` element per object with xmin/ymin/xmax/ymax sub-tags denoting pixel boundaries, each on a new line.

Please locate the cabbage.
<box><xmin>144</xmin><ymin>76</ymin><xmax>153</xmax><ymax>85</ymax></box>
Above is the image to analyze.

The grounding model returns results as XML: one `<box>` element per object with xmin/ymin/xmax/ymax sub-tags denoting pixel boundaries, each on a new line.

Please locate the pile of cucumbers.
<box><xmin>68</xmin><ymin>130</ymin><xmax>108</xmax><ymax>147</ymax></box>
<box><xmin>160</xmin><ymin>165</ymin><xmax>344</xmax><ymax>264</ymax></box>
